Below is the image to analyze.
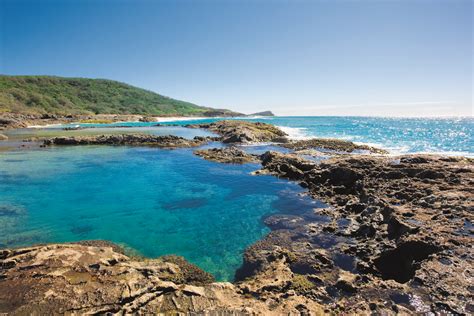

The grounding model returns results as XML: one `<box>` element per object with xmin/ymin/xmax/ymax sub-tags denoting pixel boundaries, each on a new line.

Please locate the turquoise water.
<box><xmin>0</xmin><ymin>144</ymin><xmax>320</xmax><ymax>281</ymax></box>
<box><xmin>65</xmin><ymin>116</ymin><xmax>473</xmax><ymax>156</ymax></box>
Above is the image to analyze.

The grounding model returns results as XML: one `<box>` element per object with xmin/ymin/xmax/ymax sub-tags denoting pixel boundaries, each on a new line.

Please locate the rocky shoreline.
<box><xmin>186</xmin><ymin>120</ymin><xmax>288</xmax><ymax>143</ymax></box>
<box><xmin>0</xmin><ymin>119</ymin><xmax>472</xmax><ymax>314</ymax></box>
<box><xmin>245</xmin><ymin>152</ymin><xmax>473</xmax><ymax>314</ymax></box>
<box><xmin>42</xmin><ymin>134</ymin><xmax>213</xmax><ymax>148</ymax></box>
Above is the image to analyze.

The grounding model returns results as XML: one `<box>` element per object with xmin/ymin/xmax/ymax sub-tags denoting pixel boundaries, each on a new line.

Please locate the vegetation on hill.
<box><xmin>0</xmin><ymin>75</ymin><xmax>241</xmax><ymax>116</ymax></box>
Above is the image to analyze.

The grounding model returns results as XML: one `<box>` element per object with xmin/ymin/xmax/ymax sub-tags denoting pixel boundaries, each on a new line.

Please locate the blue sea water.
<box><xmin>66</xmin><ymin>116</ymin><xmax>473</xmax><ymax>156</ymax></box>
<box><xmin>0</xmin><ymin>143</ymin><xmax>321</xmax><ymax>281</ymax></box>
<box><xmin>0</xmin><ymin>116</ymin><xmax>472</xmax><ymax>281</ymax></box>
<box><xmin>260</xmin><ymin>116</ymin><xmax>474</xmax><ymax>156</ymax></box>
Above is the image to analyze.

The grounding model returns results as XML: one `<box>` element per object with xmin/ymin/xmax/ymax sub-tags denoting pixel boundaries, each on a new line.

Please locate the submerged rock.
<box><xmin>0</xmin><ymin>134</ymin><xmax>8</xmax><ymax>141</ymax></box>
<box><xmin>186</xmin><ymin>120</ymin><xmax>288</xmax><ymax>143</ymax></box>
<box><xmin>194</xmin><ymin>147</ymin><xmax>259</xmax><ymax>164</ymax></box>
<box><xmin>42</xmin><ymin>134</ymin><xmax>210</xmax><ymax>148</ymax></box>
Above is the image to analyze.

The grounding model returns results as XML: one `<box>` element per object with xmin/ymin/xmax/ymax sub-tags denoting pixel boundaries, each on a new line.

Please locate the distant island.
<box><xmin>248</xmin><ymin>111</ymin><xmax>274</xmax><ymax>117</ymax></box>
<box><xmin>0</xmin><ymin>75</ymin><xmax>256</xmax><ymax>117</ymax></box>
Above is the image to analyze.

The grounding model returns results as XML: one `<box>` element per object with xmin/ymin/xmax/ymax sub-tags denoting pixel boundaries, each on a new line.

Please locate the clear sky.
<box><xmin>1</xmin><ymin>0</ymin><xmax>472</xmax><ymax>116</ymax></box>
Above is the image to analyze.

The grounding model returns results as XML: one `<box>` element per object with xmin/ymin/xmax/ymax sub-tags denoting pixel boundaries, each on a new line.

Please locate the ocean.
<box><xmin>61</xmin><ymin>116</ymin><xmax>474</xmax><ymax>157</ymax></box>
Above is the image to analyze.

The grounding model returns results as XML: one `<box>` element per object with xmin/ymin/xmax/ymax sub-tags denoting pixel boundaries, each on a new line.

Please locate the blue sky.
<box><xmin>1</xmin><ymin>0</ymin><xmax>472</xmax><ymax>116</ymax></box>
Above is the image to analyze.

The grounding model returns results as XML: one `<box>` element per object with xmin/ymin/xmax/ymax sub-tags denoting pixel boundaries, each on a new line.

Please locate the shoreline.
<box><xmin>0</xmin><ymin>119</ymin><xmax>473</xmax><ymax>314</ymax></box>
<box><xmin>1</xmin><ymin>112</ymin><xmax>472</xmax><ymax>158</ymax></box>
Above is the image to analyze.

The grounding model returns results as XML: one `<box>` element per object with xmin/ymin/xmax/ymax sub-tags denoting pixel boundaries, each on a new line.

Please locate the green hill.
<box><xmin>0</xmin><ymin>75</ymin><xmax>241</xmax><ymax>116</ymax></box>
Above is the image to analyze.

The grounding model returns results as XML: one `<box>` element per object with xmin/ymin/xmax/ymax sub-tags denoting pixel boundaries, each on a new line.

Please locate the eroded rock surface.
<box><xmin>194</xmin><ymin>147</ymin><xmax>259</xmax><ymax>164</ymax></box>
<box><xmin>247</xmin><ymin>151</ymin><xmax>474</xmax><ymax>314</ymax></box>
<box><xmin>0</xmin><ymin>242</ymin><xmax>323</xmax><ymax>314</ymax></box>
<box><xmin>43</xmin><ymin>134</ymin><xmax>210</xmax><ymax>148</ymax></box>
<box><xmin>282</xmin><ymin>138</ymin><xmax>387</xmax><ymax>154</ymax></box>
<box><xmin>186</xmin><ymin>120</ymin><xmax>288</xmax><ymax>143</ymax></box>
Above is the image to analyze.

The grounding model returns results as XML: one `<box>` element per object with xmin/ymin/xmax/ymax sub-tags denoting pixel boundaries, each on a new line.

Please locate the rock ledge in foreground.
<box><xmin>0</xmin><ymin>242</ymin><xmax>323</xmax><ymax>314</ymax></box>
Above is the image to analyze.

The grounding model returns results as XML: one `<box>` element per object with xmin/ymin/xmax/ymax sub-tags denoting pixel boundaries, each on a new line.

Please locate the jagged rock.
<box><xmin>194</xmin><ymin>147</ymin><xmax>259</xmax><ymax>163</ymax></box>
<box><xmin>281</xmin><ymin>138</ymin><xmax>387</xmax><ymax>154</ymax></box>
<box><xmin>0</xmin><ymin>242</ymin><xmax>324</xmax><ymax>314</ymax></box>
<box><xmin>186</xmin><ymin>120</ymin><xmax>288</xmax><ymax>143</ymax></box>
<box><xmin>42</xmin><ymin>134</ymin><xmax>210</xmax><ymax>148</ymax></box>
<box><xmin>250</xmin><ymin>151</ymin><xmax>474</xmax><ymax>314</ymax></box>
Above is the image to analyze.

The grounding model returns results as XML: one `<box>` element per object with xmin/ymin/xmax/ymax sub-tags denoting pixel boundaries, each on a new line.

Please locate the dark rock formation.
<box><xmin>245</xmin><ymin>151</ymin><xmax>473</xmax><ymax>314</ymax></box>
<box><xmin>281</xmin><ymin>138</ymin><xmax>387</xmax><ymax>154</ymax></box>
<box><xmin>186</xmin><ymin>120</ymin><xmax>288</xmax><ymax>143</ymax></box>
<box><xmin>43</xmin><ymin>134</ymin><xmax>210</xmax><ymax>148</ymax></box>
<box><xmin>194</xmin><ymin>147</ymin><xmax>259</xmax><ymax>164</ymax></box>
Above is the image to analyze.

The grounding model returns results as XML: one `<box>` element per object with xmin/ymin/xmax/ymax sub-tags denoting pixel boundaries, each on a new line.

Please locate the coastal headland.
<box><xmin>0</xmin><ymin>119</ymin><xmax>472</xmax><ymax>314</ymax></box>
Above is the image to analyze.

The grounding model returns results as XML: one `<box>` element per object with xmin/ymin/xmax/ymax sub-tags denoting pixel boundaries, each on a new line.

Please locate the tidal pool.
<box><xmin>0</xmin><ymin>144</ymin><xmax>319</xmax><ymax>281</ymax></box>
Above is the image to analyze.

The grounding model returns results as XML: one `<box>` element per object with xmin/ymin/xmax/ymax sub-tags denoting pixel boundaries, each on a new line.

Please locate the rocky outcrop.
<box><xmin>0</xmin><ymin>242</ymin><xmax>323</xmax><ymax>314</ymax></box>
<box><xmin>247</xmin><ymin>151</ymin><xmax>474</xmax><ymax>314</ymax></box>
<box><xmin>194</xmin><ymin>147</ymin><xmax>259</xmax><ymax>164</ymax></box>
<box><xmin>0</xmin><ymin>114</ymin><xmax>29</xmax><ymax>130</ymax></box>
<box><xmin>186</xmin><ymin>120</ymin><xmax>288</xmax><ymax>143</ymax></box>
<box><xmin>281</xmin><ymin>138</ymin><xmax>387</xmax><ymax>154</ymax></box>
<box><xmin>43</xmin><ymin>134</ymin><xmax>210</xmax><ymax>148</ymax></box>
<box><xmin>0</xmin><ymin>134</ymin><xmax>8</xmax><ymax>141</ymax></box>
<box><xmin>248</xmin><ymin>111</ymin><xmax>275</xmax><ymax>117</ymax></box>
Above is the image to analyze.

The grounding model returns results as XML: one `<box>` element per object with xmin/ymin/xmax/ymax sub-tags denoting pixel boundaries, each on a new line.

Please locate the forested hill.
<box><xmin>0</xmin><ymin>75</ymin><xmax>242</xmax><ymax>116</ymax></box>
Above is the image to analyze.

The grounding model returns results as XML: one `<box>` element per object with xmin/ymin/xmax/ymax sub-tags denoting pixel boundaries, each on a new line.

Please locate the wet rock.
<box><xmin>252</xmin><ymin>151</ymin><xmax>473</xmax><ymax>313</ymax></box>
<box><xmin>281</xmin><ymin>138</ymin><xmax>387</xmax><ymax>154</ymax></box>
<box><xmin>42</xmin><ymin>134</ymin><xmax>209</xmax><ymax>148</ymax></box>
<box><xmin>0</xmin><ymin>134</ymin><xmax>8</xmax><ymax>141</ymax></box>
<box><xmin>186</xmin><ymin>120</ymin><xmax>288</xmax><ymax>143</ymax></box>
<box><xmin>194</xmin><ymin>147</ymin><xmax>259</xmax><ymax>164</ymax></box>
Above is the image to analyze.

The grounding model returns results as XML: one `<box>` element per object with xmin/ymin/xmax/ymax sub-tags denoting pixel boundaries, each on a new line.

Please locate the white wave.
<box><xmin>244</xmin><ymin>115</ymin><xmax>272</xmax><ymax>120</ymax></box>
<box><xmin>353</xmin><ymin>141</ymin><xmax>473</xmax><ymax>158</ymax></box>
<box><xmin>407</xmin><ymin>150</ymin><xmax>474</xmax><ymax>158</ymax></box>
<box><xmin>237</xmin><ymin>142</ymin><xmax>274</xmax><ymax>147</ymax></box>
<box><xmin>27</xmin><ymin>123</ymin><xmax>64</xmax><ymax>128</ymax></box>
<box><xmin>277</xmin><ymin>126</ymin><xmax>312</xmax><ymax>140</ymax></box>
